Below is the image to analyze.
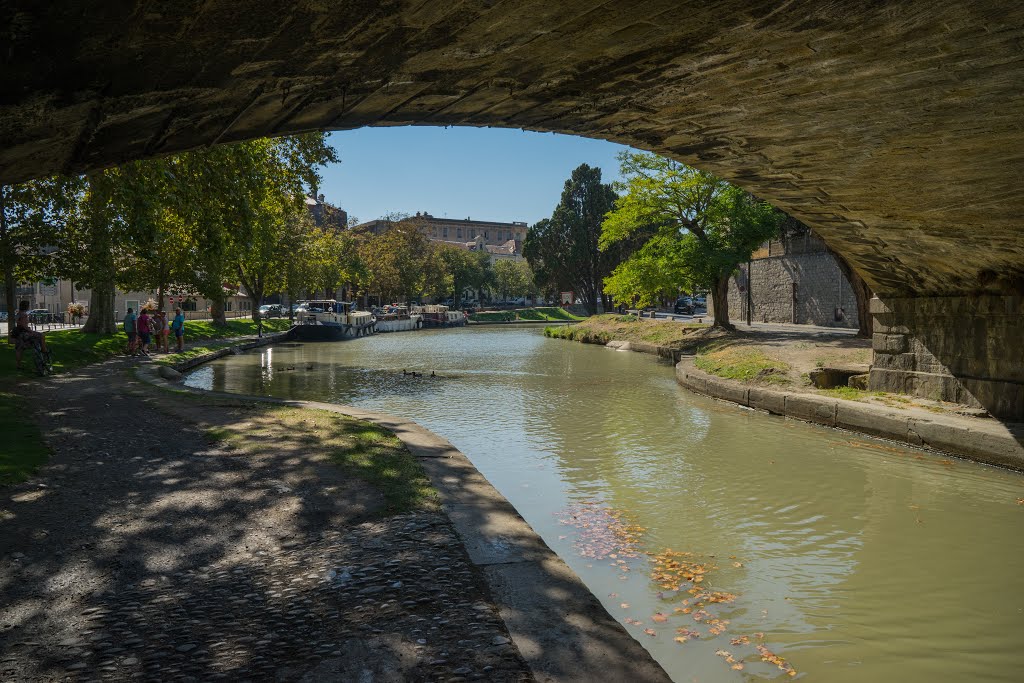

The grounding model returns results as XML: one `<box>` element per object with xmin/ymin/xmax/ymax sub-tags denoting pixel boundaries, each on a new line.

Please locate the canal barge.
<box><xmin>374</xmin><ymin>305</ymin><xmax>423</xmax><ymax>333</ymax></box>
<box><xmin>289</xmin><ymin>300</ymin><xmax>376</xmax><ymax>341</ymax></box>
<box><xmin>416</xmin><ymin>304</ymin><xmax>467</xmax><ymax>328</ymax></box>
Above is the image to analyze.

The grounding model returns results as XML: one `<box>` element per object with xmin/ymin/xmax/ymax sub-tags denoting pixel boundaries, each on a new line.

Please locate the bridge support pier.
<box><xmin>869</xmin><ymin>295</ymin><xmax>1023</xmax><ymax>421</ymax></box>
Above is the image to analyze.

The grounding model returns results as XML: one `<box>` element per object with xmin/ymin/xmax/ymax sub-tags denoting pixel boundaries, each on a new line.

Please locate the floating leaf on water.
<box><xmin>643</xmin><ymin>628</ymin><xmax>657</xmax><ymax>637</ymax></box>
<box><xmin>651</xmin><ymin>613</ymin><xmax>668</xmax><ymax>623</ymax></box>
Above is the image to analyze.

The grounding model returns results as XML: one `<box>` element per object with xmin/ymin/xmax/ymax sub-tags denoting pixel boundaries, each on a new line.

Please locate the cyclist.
<box><xmin>11</xmin><ymin>301</ymin><xmax>48</xmax><ymax>370</ymax></box>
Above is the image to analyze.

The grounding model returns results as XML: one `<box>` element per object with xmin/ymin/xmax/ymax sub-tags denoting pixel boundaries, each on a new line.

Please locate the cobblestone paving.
<box><xmin>1</xmin><ymin>358</ymin><xmax>533</xmax><ymax>681</ymax></box>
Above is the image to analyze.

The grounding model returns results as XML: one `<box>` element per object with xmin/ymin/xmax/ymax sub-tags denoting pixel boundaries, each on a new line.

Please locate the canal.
<box><xmin>183</xmin><ymin>325</ymin><xmax>1024</xmax><ymax>682</ymax></box>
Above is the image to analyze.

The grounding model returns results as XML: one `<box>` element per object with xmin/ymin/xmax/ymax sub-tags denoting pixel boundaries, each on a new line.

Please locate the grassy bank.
<box><xmin>0</xmin><ymin>391</ymin><xmax>49</xmax><ymax>485</ymax></box>
<box><xmin>694</xmin><ymin>344</ymin><xmax>791</xmax><ymax>384</ymax></box>
<box><xmin>470</xmin><ymin>306</ymin><xmax>583</xmax><ymax>322</ymax></box>
<box><xmin>544</xmin><ymin>313</ymin><xmax>709</xmax><ymax>348</ymax></box>
<box><xmin>1</xmin><ymin>318</ymin><xmax>292</xmax><ymax>379</ymax></box>
<box><xmin>189</xmin><ymin>402</ymin><xmax>438</xmax><ymax>515</ymax></box>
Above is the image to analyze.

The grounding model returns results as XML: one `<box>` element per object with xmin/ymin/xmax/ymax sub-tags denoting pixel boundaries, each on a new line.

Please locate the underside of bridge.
<box><xmin>1</xmin><ymin>1</ymin><xmax>1022</xmax><ymax>417</ymax></box>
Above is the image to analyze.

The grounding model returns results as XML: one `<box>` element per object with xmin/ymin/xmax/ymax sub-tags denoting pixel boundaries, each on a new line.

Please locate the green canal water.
<box><xmin>183</xmin><ymin>325</ymin><xmax>1024</xmax><ymax>681</ymax></box>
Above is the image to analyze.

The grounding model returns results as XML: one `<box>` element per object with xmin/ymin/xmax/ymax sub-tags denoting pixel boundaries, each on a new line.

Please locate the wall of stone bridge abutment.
<box><xmin>868</xmin><ymin>296</ymin><xmax>1024</xmax><ymax>420</ymax></box>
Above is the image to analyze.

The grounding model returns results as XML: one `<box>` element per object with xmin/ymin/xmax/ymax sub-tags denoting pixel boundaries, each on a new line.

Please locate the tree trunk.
<box><xmin>711</xmin><ymin>274</ymin><xmax>734</xmax><ymax>330</ymax></box>
<box><xmin>0</xmin><ymin>185</ymin><xmax>16</xmax><ymax>340</ymax></box>
<box><xmin>827</xmin><ymin>247</ymin><xmax>874</xmax><ymax>337</ymax></box>
<box><xmin>82</xmin><ymin>281</ymin><xmax>116</xmax><ymax>334</ymax></box>
<box><xmin>210</xmin><ymin>293</ymin><xmax>227</xmax><ymax>326</ymax></box>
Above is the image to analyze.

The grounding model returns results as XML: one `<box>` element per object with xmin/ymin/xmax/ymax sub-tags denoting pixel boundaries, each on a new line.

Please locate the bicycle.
<box><xmin>29</xmin><ymin>338</ymin><xmax>54</xmax><ymax>376</ymax></box>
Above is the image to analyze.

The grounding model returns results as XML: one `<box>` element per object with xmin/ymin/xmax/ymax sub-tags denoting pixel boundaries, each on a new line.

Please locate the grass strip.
<box><xmin>470</xmin><ymin>306</ymin><xmax>584</xmax><ymax>322</ymax></box>
<box><xmin>0</xmin><ymin>391</ymin><xmax>49</xmax><ymax>485</ymax></box>
<box><xmin>545</xmin><ymin>313</ymin><xmax>707</xmax><ymax>347</ymax></box>
<box><xmin>0</xmin><ymin>318</ymin><xmax>292</xmax><ymax>379</ymax></box>
<box><xmin>694</xmin><ymin>345</ymin><xmax>790</xmax><ymax>383</ymax></box>
<box><xmin>191</xmin><ymin>404</ymin><xmax>438</xmax><ymax>515</ymax></box>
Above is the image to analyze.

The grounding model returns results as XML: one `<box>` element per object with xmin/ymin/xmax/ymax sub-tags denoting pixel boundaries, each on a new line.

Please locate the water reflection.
<box><xmin>185</xmin><ymin>326</ymin><xmax>1024</xmax><ymax>682</ymax></box>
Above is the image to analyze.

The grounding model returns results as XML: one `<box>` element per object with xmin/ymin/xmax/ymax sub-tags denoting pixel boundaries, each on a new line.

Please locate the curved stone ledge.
<box><xmin>676</xmin><ymin>359</ymin><xmax>1024</xmax><ymax>472</ymax></box>
<box><xmin>169</xmin><ymin>331</ymin><xmax>291</xmax><ymax>372</ymax></box>
<box><xmin>138</xmin><ymin>364</ymin><xmax>671</xmax><ymax>683</ymax></box>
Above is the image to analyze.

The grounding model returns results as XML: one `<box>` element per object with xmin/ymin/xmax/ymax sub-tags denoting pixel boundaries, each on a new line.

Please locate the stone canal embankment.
<box><xmin>141</xmin><ymin>353</ymin><xmax>671</xmax><ymax>683</ymax></box>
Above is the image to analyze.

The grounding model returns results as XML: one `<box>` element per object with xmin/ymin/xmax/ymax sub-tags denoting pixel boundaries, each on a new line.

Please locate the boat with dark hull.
<box><xmin>288</xmin><ymin>300</ymin><xmax>376</xmax><ymax>341</ymax></box>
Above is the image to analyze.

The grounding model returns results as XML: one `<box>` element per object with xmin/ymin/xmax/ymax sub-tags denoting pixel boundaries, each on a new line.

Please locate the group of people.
<box><xmin>123</xmin><ymin>307</ymin><xmax>185</xmax><ymax>355</ymax></box>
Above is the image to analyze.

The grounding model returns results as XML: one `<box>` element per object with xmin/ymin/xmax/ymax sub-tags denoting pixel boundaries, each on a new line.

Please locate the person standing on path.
<box><xmin>158</xmin><ymin>310</ymin><xmax>170</xmax><ymax>353</ymax></box>
<box><xmin>137</xmin><ymin>308</ymin><xmax>152</xmax><ymax>356</ymax></box>
<box><xmin>123</xmin><ymin>307</ymin><xmax>138</xmax><ymax>355</ymax></box>
<box><xmin>171</xmin><ymin>307</ymin><xmax>185</xmax><ymax>352</ymax></box>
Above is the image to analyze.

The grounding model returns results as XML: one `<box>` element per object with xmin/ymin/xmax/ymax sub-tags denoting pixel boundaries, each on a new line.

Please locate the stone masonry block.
<box><xmin>873</xmin><ymin>333</ymin><xmax>907</xmax><ymax>354</ymax></box>
<box><xmin>835</xmin><ymin>402</ymin><xmax>910</xmax><ymax>441</ymax></box>
<box><xmin>784</xmin><ymin>394</ymin><xmax>837</xmax><ymax>427</ymax></box>
<box><xmin>704</xmin><ymin>377</ymin><xmax>749</xmax><ymax>406</ymax></box>
<box><xmin>748</xmin><ymin>387</ymin><xmax>787</xmax><ymax>415</ymax></box>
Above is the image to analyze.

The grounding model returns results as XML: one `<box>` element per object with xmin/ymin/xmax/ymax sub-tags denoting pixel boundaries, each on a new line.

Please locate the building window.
<box><xmin>484</xmin><ymin>231</ymin><xmax>489</xmax><ymax>239</ymax></box>
<box><xmin>457</xmin><ymin>228</ymin><xmax>463</xmax><ymax>238</ymax></box>
<box><xmin>432</xmin><ymin>227</ymin><xmax>438</xmax><ymax>237</ymax></box>
<box><xmin>470</xmin><ymin>229</ymin><xmax>476</xmax><ymax>238</ymax></box>
<box><xmin>443</xmin><ymin>227</ymin><xmax>448</xmax><ymax>238</ymax></box>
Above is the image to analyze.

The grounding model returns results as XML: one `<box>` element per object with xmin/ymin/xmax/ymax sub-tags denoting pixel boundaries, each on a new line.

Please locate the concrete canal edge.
<box><xmin>675</xmin><ymin>358</ymin><xmax>1024</xmax><ymax>471</ymax></box>
<box><xmin>137</xmin><ymin>354</ymin><xmax>672</xmax><ymax>683</ymax></box>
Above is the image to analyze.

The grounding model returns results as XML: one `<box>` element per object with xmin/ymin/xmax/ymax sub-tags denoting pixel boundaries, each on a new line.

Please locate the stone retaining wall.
<box><xmin>869</xmin><ymin>295</ymin><xmax>1023</xmax><ymax>421</ymax></box>
<box><xmin>676</xmin><ymin>359</ymin><xmax>1024</xmax><ymax>471</ymax></box>
<box><xmin>708</xmin><ymin>251</ymin><xmax>859</xmax><ymax>328</ymax></box>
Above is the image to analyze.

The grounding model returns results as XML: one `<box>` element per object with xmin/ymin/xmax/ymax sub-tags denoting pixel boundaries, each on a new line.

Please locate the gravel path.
<box><xmin>1</xmin><ymin>355</ymin><xmax>533</xmax><ymax>681</ymax></box>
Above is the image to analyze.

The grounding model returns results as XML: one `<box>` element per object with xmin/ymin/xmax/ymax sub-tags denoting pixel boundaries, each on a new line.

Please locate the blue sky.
<box><xmin>319</xmin><ymin>126</ymin><xmax>636</xmax><ymax>226</ymax></box>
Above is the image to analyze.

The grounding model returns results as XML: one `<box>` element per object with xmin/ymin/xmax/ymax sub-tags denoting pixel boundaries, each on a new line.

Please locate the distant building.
<box><xmin>354</xmin><ymin>212</ymin><xmax>528</xmax><ymax>260</ymax></box>
<box><xmin>305</xmin><ymin>194</ymin><xmax>348</xmax><ymax>229</ymax></box>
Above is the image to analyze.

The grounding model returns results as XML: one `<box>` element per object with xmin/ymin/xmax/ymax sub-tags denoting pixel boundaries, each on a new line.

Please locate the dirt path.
<box><xmin>1</xmin><ymin>356</ymin><xmax>533</xmax><ymax>681</ymax></box>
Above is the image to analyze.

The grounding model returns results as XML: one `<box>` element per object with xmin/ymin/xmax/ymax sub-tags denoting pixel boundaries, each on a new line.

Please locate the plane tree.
<box><xmin>600</xmin><ymin>152</ymin><xmax>782</xmax><ymax>329</ymax></box>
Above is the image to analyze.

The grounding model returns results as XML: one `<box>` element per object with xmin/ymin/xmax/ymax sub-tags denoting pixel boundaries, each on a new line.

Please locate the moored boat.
<box><xmin>415</xmin><ymin>304</ymin><xmax>467</xmax><ymax>328</ymax></box>
<box><xmin>289</xmin><ymin>300</ymin><xmax>376</xmax><ymax>341</ymax></box>
<box><xmin>374</xmin><ymin>305</ymin><xmax>423</xmax><ymax>333</ymax></box>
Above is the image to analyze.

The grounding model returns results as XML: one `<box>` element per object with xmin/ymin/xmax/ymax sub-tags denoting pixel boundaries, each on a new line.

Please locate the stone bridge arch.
<box><xmin>1</xmin><ymin>1</ymin><xmax>1021</xmax><ymax>417</ymax></box>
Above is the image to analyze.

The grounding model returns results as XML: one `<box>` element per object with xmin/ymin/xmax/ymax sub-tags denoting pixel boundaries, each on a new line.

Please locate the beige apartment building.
<box><xmin>355</xmin><ymin>212</ymin><xmax>528</xmax><ymax>259</ymax></box>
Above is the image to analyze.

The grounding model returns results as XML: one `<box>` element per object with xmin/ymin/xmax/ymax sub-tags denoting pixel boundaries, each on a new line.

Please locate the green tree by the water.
<box><xmin>524</xmin><ymin>164</ymin><xmax>618</xmax><ymax>315</ymax></box>
<box><xmin>601</xmin><ymin>152</ymin><xmax>782</xmax><ymax>328</ymax></box>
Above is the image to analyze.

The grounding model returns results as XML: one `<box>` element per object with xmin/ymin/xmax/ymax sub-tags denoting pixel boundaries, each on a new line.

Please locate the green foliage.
<box><xmin>600</xmin><ymin>152</ymin><xmax>782</xmax><ymax>324</ymax></box>
<box><xmin>523</xmin><ymin>164</ymin><xmax>619</xmax><ymax>314</ymax></box>
<box><xmin>359</xmin><ymin>218</ymin><xmax>437</xmax><ymax>302</ymax></box>
<box><xmin>434</xmin><ymin>244</ymin><xmax>490</xmax><ymax>305</ymax></box>
<box><xmin>0</xmin><ymin>391</ymin><xmax>49</xmax><ymax>485</ymax></box>
<box><xmin>492</xmin><ymin>259</ymin><xmax>535</xmax><ymax>301</ymax></box>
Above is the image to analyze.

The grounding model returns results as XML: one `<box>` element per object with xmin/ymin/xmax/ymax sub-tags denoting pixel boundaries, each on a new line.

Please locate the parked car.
<box><xmin>258</xmin><ymin>304</ymin><xmax>283</xmax><ymax>318</ymax></box>
<box><xmin>28</xmin><ymin>308</ymin><xmax>51</xmax><ymax>323</ymax></box>
<box><xmin>673</xmin><ymin>298</ymin><xmax>694</xmax><ymax>315</ymax></box>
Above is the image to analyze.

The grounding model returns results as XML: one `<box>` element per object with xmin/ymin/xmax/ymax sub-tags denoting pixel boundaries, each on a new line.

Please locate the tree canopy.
<box><xmin>600</xmin><ymin>152</ymin><xmax>782</xmax><ymax>327</ymax></box>
<box><xmin>524</xmin><ymin>164</ymin><xmax>618</xmax><ymax>315</ymax></box>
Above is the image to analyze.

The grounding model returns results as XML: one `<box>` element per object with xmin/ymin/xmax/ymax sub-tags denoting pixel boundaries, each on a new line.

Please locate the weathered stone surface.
<box><xmin>158</xmin><ymin>366</ymin><xmax>182</xmax><ymax>381</ymax></box>
<box><xmin>1</xmin><ymin>2</ymin><xmax>1023</xmax><ymax>299</ymax></box>
<box><xmin>748</xmin><ymin>386</ymin><xmax>787</xmax><ymax>415</ymax></box>
<box><xmin>869</xmin><ymin>295</ymin><xmax>1023</xmax><ymax>419</ymax></box>
<box><xmin>784</xmin><ymin>394</ymin><xmax>838</xmax><ymax>427</ymax></box>
<box><xmin>848</xmin><ymin>373</ymin><xmax>869</xmax><ymax>390</ymax></box>
<box><xmin>809</xmin><ymin>364</ymin><xmax>871</xmax><ymax>389</ymax></box>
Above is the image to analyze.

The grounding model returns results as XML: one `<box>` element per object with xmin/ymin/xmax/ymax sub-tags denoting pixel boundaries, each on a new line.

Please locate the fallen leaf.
<box><xmin>620</xmin><ymin>603</ymin><xmax>630</xmax><ymax>609</ymax></box>
<box><xmin>643</xmin><ymin>628</ymin><xmax>657</xmax><ymax>637</ymax></box>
